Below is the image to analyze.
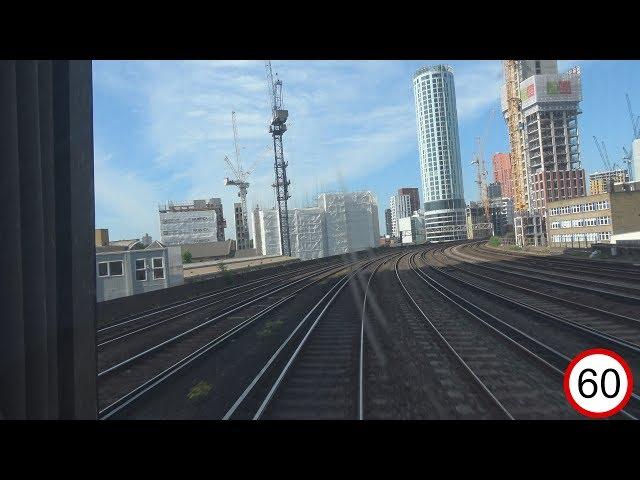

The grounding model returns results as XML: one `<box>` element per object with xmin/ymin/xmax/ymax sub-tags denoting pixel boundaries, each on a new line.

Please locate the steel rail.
<box><xmin>448</xmin><ymin>244</ymin><xmax>640</xmax><ymax>327</ymax></box>
<box><xmin>396</xmin><ymin>251</ymin><xmax>514</xmax><ymax>420</ymax></box>
<box><xmin>415</xmin><ymin>248</ymin><xmax>637</xmax><ymax>420</ymax></box>
<box><xmin>222</xmin><ymin>253</ymin><xmax>398</xmax><ymax>420</ymax></box>
<box><xmin>98</xmin><ymin>257</ymin><xmax>372</xmax><ymax>419</ymax></box>
<box><xmin>99</xmin><ymin>262</ymin><xmax>351</xmax><ymax>377</ymax></box>
<box><xmin>98</xmin><ymin>259</ymin><xmax>341</xmax><ymax>334</ymax></box>
<box><xmin>97</xmin><ymin>262</ymin><xmax>341</xmax><ymax>347</ymax></box>
<box><xmin>433</xmin><ymin>247</ymin><xmax>640</xmax><ymax>355</ymax></box>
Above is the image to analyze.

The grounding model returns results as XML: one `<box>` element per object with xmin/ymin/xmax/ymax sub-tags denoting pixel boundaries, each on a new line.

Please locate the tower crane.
<box><xmin>593</xmin><ymin>136</ymin><xmax>619</xmax><ymax>171</ymax></box>
<box><xmin>626</xmin><ymin>93</ymin><xmax>640</xmax><ymax>139</ymax></box>
<box><xmin>503</xmin><ymin>60</ymin><xmax>527</xmax><ymax>212</ymax></box>
<box><xmin>265</xmin><ymin>60</ymin><xmax>291</xmax><ymax>257</ymax></box>
<box><xmin>224</xmin><ymin>111</ymin><xmax>251</xmax><ymax>250</ymax></box>
<box><xmin>471</xmin><ymin>108</ymin><xmax>496</xmax><ymax>222</ymax></box>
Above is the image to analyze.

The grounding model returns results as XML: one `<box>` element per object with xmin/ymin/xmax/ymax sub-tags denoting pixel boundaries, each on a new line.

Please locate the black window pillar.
<box><xmin>0</xmin><ymin>60</ymin><xmax>97</xmax><ymax>419</ymax></box>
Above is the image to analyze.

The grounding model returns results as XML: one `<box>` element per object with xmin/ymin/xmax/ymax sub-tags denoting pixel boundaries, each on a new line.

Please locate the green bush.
<box><xmin>182</xmin><ymin>250</ymin><xmax>192</xmax><ymax>264</ymax></box>
<box><xmin>218</xmin><ymin>261</ymin><xmax>234</xmax><ymax>284</ymax></box>
<box><xmin>488</xmin><ymin>236</ymin><xmax>501</xmax><ymax>247</ymax></box>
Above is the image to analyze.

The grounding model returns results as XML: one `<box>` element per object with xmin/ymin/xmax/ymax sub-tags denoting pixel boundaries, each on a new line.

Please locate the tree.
<box><xmin>182</xmin><ymin>250</ymin><xmax>192</xmax><ymax>264</ymax></box>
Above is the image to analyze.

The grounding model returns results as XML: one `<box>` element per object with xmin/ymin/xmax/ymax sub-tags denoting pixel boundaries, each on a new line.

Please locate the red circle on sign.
<box><xmin>563</xmin><ymin>348</ymin><xmax>634</xmax><ymax>418</ymax></box>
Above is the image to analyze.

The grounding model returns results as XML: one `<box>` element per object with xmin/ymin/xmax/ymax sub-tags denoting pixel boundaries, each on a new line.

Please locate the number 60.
<box><xmin>578</xmin><ymin>368</ymin><xmax>621</xmax><ymax>399</ymax></box>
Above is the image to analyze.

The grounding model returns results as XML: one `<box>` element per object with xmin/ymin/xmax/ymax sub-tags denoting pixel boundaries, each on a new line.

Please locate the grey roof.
<box><xmin>96</xmin><ymin>239</ymin><xmax>143</xmax><ymax>253</ymax></box>
<box><xmin>180</xmin><ymin>240</ymin><xmax>234</xmax><ymax>259</ymax></box>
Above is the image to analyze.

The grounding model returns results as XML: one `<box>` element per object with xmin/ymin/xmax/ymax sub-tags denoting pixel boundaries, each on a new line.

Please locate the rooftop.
<box><xmin>413</xmin><ymin>65</ymin><xmax>453</xmax><ymax>79</ymax></box>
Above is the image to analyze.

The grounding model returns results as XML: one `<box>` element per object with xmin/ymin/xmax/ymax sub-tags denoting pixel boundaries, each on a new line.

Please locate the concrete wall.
<box><xmin>611</xmin><ymin>189</ymin><xmax>640</xmax><ymax>236</ymax></box>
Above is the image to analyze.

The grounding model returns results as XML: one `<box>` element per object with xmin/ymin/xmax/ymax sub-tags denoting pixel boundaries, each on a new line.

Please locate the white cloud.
<box><xmin>93</xmin><ymin>148</ymin><xmax>166</xmax><ymax>240</ymax></box>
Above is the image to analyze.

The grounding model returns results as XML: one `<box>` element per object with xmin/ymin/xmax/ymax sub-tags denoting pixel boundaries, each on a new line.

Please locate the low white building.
<box><xmin>399</xmin><ymin>213</ymin><xmax>426</xmax><ymax>245</ymax></box>
<box><xmin>95</xmin><ymin>232</ymin><xmax>183</xmax><ymax>302</ymax></box>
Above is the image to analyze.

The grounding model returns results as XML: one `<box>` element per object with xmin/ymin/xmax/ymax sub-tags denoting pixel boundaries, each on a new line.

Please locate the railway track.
<box><xmin>97</xmin><ymin>259</ymin><xmax>343</xmax><ymax>339</ymax></box>
<box><xmin>420</xmin><ymin>247</ymin><xmax>639</xmax><ymax>419</ymax></box>
<box><xmin>448</xmin><ymin>243</ymin><xmax>640</xmax><ymax>322</ymax></box>
<box><xmin>99</xmin><ymin>240</ymin><xmax>639</xmax><ymax>420</ymax></box>
<box><xmin>222</xmin><ymin>254</ymin><xmax>392</xmax><ymax>419</ymax></box>
<box><xmin>469</xmin><ymin>242</ymin><xmax>640</xmax><ymax>284</ymax></box>
<box><xmin>454</xmin><ymin>244</ymin><xmax>640</xmax><ymax>302</ymax></box>
<box><xmin>400</xmin><ymin>250</ymin><xmax>583</xmax><ymax>419</ymax></box>
<box><xmin>97</xmin><ymin>262</ymin><xmax>345</xmax><ymax>371</ymax></box>
<box><xmin>98</xmin><ymin>256</ymin><xmax>374</xmax><ymax>419</ymax></box>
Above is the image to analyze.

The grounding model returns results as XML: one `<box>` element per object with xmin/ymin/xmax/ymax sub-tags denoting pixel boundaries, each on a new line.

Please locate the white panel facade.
<box><xmin>347</xmin><ymin>191</ymin><xmax>380</xmax><ymax>251</ymax></box>
<box><xmin>159</xmin><ymin>209</ymin><xmax>217</xmax><ymax>245</ymax></box>
<box><xmin>257</xmin><ymin>191</ymin><xmax>378</xmax><ymax>261</ymax></box>
<box><xmin>290</xmin><ymin>208</ymin><xmax>326</xmax><ymax>261</ymax></box>
<box><xmin>259</xmin><ymin>209</ymin><xmax>281</xmax><ymax>256</ymax></box>
<box><xmin>319</xmin><ymin>193</ymin><xmax>349</xmax><ymax>256</ymax></box>
<box><xmin>633</xmin><ymin>138</ymin><xmax>640</xmax><ymax>182</ymax></box>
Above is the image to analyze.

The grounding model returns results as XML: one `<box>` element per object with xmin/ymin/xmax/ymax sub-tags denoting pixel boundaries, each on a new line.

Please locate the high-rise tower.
<box><xmin>412</xmin><ymin>65</ymin><xmax>466</xmax><ymax>242</ymax></box>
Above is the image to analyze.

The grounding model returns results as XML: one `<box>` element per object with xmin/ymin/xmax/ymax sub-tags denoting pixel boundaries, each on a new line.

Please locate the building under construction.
<box><xmin>158</xmin><ymin>198</ymin><xmax>224</xmax><ymax>245</ymax></box>
<box><xmin>465</xmin><ymin>201</ymin><xmax>495</xmax><ymax>240</ymax></box>
<box><xmin>589</xmin><ymin>169</ymin><xmax>630</xmax><ymax>194</ymax></box>
<box><xmin>257</xmin><ymin>191</ymin><xmax>380</xmax><ymax>260</ymax></box>
<box><xmin>501</xmin><ymin>60</ymin><xmax>587</xmax><ymax>245</ymax></box>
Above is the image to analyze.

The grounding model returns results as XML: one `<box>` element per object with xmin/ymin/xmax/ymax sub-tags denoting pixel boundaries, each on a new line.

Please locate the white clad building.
<box><xmin>318</xmin><ymin>191</ymin><xmax>380</xmax><ymax>256</ymax></box>
<box><xmin>398</xmin><ymin>212</ymin><xmax>426</xmax><ymax>245</ymax></box>
<box><xmin>258</xmin><ymin>191</ymin><xmax>380</xmax><ymax>260</ymax></box>
<box><xmin>389</xmin><ymin>194</ymin><xmax>412</xmax><ymax>238</ymax></box>
<box><xmin>633</xmin><ymin>138</ymin><xmax>640</xmax><ymax>182</ymax></box>
<box><xmin>258</xmin><ymin>208</ymin><xmax>281</xmax><ymax>256</ymax></box>
<box><xmin>412</xmin><ymin>65</ymin><xmax>467</xmax><ymax>242</ymax></box>
<box><xmin>158</xmin><ymin>199</ymin><xmax>219</xmax><ymax>246</ymax></box>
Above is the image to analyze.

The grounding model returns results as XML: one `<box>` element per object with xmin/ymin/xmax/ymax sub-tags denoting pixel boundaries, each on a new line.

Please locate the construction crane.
<box><xmin>265</xmin><ymin>60</ymin><xmax>291</xmax><ymax>257</ymax></box>
<box><xmin>224</xmin><ymin>111</ymin><xmax>251</xmax><ymax>250</ymax></box>
<box><xmin>593</xmin><ymin>136</ymin><xmax>620</xmax><ymax>171</ymax></box>
<box><xmin>626</xmin><ymin>93</ymin><xmax>640</xmax><ymax>139</ymax></box>
<box><xmin>471</xmin><ymin>109</ymin><xmax>496</xmax><ymax>223</ymax></box>
<box><xmin>503</xmin><ymin>60</ymin><xmax>527</xmax><ymax>212</ymax></box>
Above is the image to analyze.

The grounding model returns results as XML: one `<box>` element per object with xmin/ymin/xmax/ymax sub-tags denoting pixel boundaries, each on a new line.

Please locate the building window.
<box><xmin>98</xmin><ymin>262</ymin><xmax>109</xmax><ymax>277</ymax></box>
<box><xmin>153</xmin><ymin>257</ymin><xmax>165</xmax><ymax>279</ymax></box>
<box><xmin>109</xmin><ymin>261</ymin><xmax>123</xmax><ymax>276</ymax></box>
<box><xmin>135</xmin><ymin>259</ymin><xmax>146</xmax><ymax>281</ymax></box>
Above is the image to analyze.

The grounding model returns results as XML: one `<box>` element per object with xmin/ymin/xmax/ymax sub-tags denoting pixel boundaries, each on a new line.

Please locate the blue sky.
<box><xmin>93</xmin><ymin>60</ymin><xmax>640</xmax><ymax>241</ymax></box>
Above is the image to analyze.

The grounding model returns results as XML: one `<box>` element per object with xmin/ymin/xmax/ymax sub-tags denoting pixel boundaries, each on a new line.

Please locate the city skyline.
<box><xmin>93</xmin><ymin>60</ymin><xmax>640</xmax><ymax>241</ymax></box>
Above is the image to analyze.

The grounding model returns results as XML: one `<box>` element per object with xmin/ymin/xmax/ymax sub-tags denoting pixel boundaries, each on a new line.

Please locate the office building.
<box><xmin>385</xmin><ymin>208</ymin><xmax>393</xmax><ymax>237</ymax></box>
<box><xmin>488</xmin><ymin>182</ymin><xmax>502</xmax><ymax>200</ymax></box>
<box><xmin>589</xmin><ymin>169</ymin><xmax>629</xmax><ymax>194</ymax></box>
<box><xmin>492</xmin><ymin>152</ymin><xmax>513</xmax><ymax>199</ymax></box>
<box><xmin>547</xmin><ymin>184</ymin><xmax>640</xmax><ymax>246</ymax></box>
<box><xmin>413</xmin><ymin>65</ymin><xmax>467</xmax><ymax>242</ymax></box>
<box><xmin>234</xmin><ymin>202</ymin><xmax>251</xmax><ymax>250</ymax></box>
<box><xmin>398</xmin><ymin>187</ymin><xmax>420</xmax><ymax>213</ymax></box>
<box><xmin>390</xmin><ymin>194</ymin><xmax>411</xmax><ymax>238</ymax></box>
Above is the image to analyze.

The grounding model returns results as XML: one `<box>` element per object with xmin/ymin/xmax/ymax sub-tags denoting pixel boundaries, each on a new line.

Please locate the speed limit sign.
<box><xmin>564</xmin><ymin>348</ymin><xmax>634</xmax><ymax>418</ymax></box>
